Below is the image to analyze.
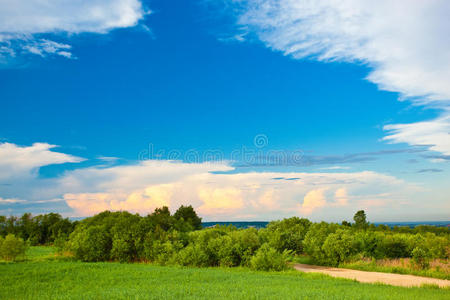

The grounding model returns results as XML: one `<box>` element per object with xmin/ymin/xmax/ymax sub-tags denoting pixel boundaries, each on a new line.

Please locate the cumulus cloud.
<box><xmin>58</xmin><ymin>165</ymin><xmax>417</xmax><ymax>219</ymax></box>
<box><xmin>0</xmin><ymin>142</ymin><xmax>436</xmax><ymax>220</ymax></box>
<box><xmin>230</xmin><ymin>0</ymin><xmax>450</xmax><ymax>155</ymax></box>
<box><xmin>0</xmin><ymin>0</ymin><xmax>147</xmax><ymax>62</ymax></box>
<box><xmin>299</xmin><ymin>189</ymin><xmax>326</xmax><ymax>215</ymax></box>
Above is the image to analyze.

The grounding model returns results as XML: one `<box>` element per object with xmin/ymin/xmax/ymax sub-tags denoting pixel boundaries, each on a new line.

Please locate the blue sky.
<box><xmin>0</xmin><ymin>0</ymin><xmax>449</xmax><ymax>221</ymax></box>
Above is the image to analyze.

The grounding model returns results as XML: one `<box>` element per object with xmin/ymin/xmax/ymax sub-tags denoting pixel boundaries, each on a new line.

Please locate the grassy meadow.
<box><xmin>0</xmin><ymin>247</ymin><xmax>449</xmax><ymax>300</ymax></box>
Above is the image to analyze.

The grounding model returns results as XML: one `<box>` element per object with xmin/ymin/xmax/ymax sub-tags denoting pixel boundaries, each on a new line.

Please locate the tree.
<box><xmin>353</xmin><ymin>210</ymin><xmax>368</xmax><ymax>229</ymax></box>
<box><xmin>265</xmin><ymin>217</ymin><xmax>311</xmax><ymax>254</ymax></box>
<box><xmin>322</xmin><ymin>229</ymin><xmax>358</xmax><ymax>266</ymax></box>
<box><xmin>150</xmin><ymin>206</ymin><xmax>173</xmax><ymax>231</ymax></box>
<box><xmin>174</xmin><ymin>205</ymin><xmax>202</xmax><ymax>230</ymax></box>
<box><xmin>0</xmin><ymin>234</ymin><xmax>27</xmax><ymax>261</ymax></box>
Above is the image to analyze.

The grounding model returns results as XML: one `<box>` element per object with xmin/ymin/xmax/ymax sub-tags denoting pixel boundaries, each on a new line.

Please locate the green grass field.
<box><xmin>0</xmin><ymin>247</ymin><xmax>448</xmax><ymax>300</ymax></box>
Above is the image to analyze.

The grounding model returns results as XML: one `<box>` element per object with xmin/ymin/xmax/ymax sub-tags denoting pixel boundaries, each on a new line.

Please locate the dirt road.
<box><xmin>294</xmin><ymin>264</ymin><xmax>450</xmax><ymax>288</ymax></box>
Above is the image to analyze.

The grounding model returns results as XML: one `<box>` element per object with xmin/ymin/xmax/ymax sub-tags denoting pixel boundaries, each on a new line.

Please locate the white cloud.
<box><xmin>0</xmin><ymin>197</ymin><xmax>27</xmax><ymax>204</ymax></box>
<box><xmin>0</xmin><ymin>142</ymin><xmax>439</xmax><ymax>221</ymax></box>
<box><xmin>319</xmin><ymin>166</ymin><xmax>350</xmax><ymax>170</ymax></box>
<box><xmin>0</xmin><ymin>0</ymin><xmax>147</xmax><ymax>61</ymax></box>
<box><xmin>299</xmin><ymin>189</ymin><xmax>327</xmax><ymax>215</ymax></box>
<box><xmin>58</xmin><ymin>164</ymin><xmax>418</xmax><ymax>220</ymax></box>
<box><xmin>383</xmin><ymin>113</ymin><xmax>450</xmax><ymax>155</ymax></box>
<box><xmin>0</xmin><ymin>142</ymin><xmax>84</xmax><ymax>181</ymax></box>
<box><xmin>232</xmin><ymin>0</ymin><xmax>450</xmax><ymax>155</ymax></box>
<box><xmin>23</xmin><ymin>39</ymin><xmax>74</xmax><ymax>58</ymax></box>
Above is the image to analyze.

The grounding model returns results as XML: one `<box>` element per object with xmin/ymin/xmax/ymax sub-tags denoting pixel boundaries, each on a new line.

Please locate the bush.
<box><xmin>265</xmin><ymin>217</ymin><xmax>311</xmax><ymax>254</ymax></box>
<box><xmin>176</xmin><ymin>243</ymin><xmax>210</xmax><ymax>267</ymax></box>
<box><xmin>303</xmin><ymin>222</ymin><xmax>338</xmax><ymax>263</ymax></box>
<box><xmin>322</xmin><ymin>229</ymin><xmax>358</xmax><ymax>266</ymax></box>
<box><xmin>250</xmin><ymin>243</ymin><xmax>289</xmax><ymax>271</ymax></box>
<box><xmin>378</xmin><ymin>234</ymin><xmax>409</xmax><ymax>258</ymax></box>
<box><xmin>69</xmin><ymin>225</ymin><xmax>111</xmax><ymax>262</ymax></box>
<box><xmin>0</xmin><ymin>234</ymin><xmax>27</xmax><ymax>261</ymax></box>
<box><xmin>411</xmin><ymin>247</ymin><xmax>430</xmax><ymax>269</ymax></box>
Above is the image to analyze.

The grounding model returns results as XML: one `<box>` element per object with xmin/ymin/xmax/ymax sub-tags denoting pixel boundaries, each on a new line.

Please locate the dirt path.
<box><xmin>294</xmin><ymin>264</ymin><xmax>450</xmax><ymax>288</ymax></box>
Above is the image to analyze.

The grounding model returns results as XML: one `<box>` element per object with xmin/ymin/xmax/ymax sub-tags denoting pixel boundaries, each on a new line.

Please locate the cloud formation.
<box><xmin>0</xmin><ymin>142</ymin><xmax>439</xmax><ymax>220</ymax></box>
<box><xmin>0</xmin><ymin>0</ymin><xmax>147</xmax><ymax>62</ymax></box>
<box><xmin>231</xmin><ymin>0</ymin><xmax>450</xmax><ymax>155</ymax></box>
<box><xmin>0</xmin><ymin>142</ymin><xmax>83</xmax><ymax>181</ymax></box>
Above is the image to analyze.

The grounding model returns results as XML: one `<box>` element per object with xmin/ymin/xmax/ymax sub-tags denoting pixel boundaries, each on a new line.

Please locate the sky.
<box><xmin>0</xmin><ymin>0</ymin><xmax>449</xmax><ymax>222</ymax></box>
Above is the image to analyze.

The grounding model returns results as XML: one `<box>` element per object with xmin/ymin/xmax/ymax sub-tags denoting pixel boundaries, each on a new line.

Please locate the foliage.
<box><xmin>250</xmin><ymin>243</ymin><xmax>289</xmax><ymax>271</ymax></box>
<box><xmin>173</xmin><ymin>205</ymin><xmax>202</xmax><ymax>230</ymax></box>
<box><xmin>353</xmin><ymin>210</ymin><xmax>368</xmax><ymax>230</ymax></box>
<box><xmin>2</xmin><ymin>208</ymin><xmax>449</xmax><ymax>273</ymax></box>
<box><xmin>411</xmin><ymin>247</ymin><xmax>431</xmax><ymax>269</ymax></box>
<box><xmin>263</xmin><ymin>217</ymin><xmax>311</xmax><ymax>254</ymax></box>
<box><xmin>322</xmin><ymin>229</ymin><xmax>358</xmax><ymax>266</ymax></box>
<box><xmin>0</xmin><ymin>234</ymin><xmax>27</xmax><ymax>261</ymax></box>
<box><xmin>0</xmin><ymin>213</ymin><xmax>75</xmax><ymax>245</ymax></box>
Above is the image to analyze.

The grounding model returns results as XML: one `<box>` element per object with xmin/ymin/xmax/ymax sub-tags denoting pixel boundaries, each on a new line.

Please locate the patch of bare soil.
<box><xmin>294</xmin><ymin>264</ymin><xmax>450</xmax><ymax>288</ymax></box>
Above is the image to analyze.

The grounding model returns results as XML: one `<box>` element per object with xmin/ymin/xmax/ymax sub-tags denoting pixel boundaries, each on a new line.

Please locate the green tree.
<box><xmin>173</xmin><ymin>205</ymin><xmax>202</xmax><ymax>230</ymax></box>
<box><xmin>353</xmin><ymin>210</ymin><xmax>368</xmax><ymax>229</ymax></box>
<box><xmin>265</xmin><ymin>217</ymin><xmax>311</xmax><ymax>254</ymax></box>
<box><xmin>322</xmin><ymin>229</ymin><xmax>358</xmax><ymax>266</ymax></box>
<box><xmin>0</xmin><ymin>234</ymin><xmax>27</xmax><ymax>261</ymax></box>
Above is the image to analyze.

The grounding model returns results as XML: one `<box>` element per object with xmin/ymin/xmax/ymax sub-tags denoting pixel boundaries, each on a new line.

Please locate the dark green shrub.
<box><xmin>378</xmin><ymin>234</ymin><xmax>409</xmax><ymax>258</ymax></box>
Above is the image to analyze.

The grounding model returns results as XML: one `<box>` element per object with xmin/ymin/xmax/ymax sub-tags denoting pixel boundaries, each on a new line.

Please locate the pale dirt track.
<box><xmin>294</xmin><ymin>264</ymin><xmax>450</xmax><ymax>288</ymax></box>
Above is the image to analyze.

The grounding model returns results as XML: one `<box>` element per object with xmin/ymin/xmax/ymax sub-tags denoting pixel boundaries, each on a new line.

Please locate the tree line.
<box><xmin>1</xmin><ymin>208</ymin><xmax>449</xmax><ymax>271</ymax></box>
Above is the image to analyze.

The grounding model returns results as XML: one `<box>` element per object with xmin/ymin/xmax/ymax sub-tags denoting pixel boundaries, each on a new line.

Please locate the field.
<box><xmin>0</xmin><ymin>247</ymin><xmax>449</xmax><ymax>299</ymax></box>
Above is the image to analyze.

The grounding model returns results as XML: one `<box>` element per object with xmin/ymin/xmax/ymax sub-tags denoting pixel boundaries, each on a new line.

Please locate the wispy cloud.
<box><xmin>0</xmin><ymin>0</ymin><xmax>149</xmax><ymax>63</ymax></box>
<box><xmin>319</xmin><ymin>166</ymin><xmax>350</xmax><ymax>170</ymax></box>
<box><xmin>227</xmin><ymin>0</ymin><xmax>450</xmax><ymax>155</ymax></box>
<box><xmin>417</xmin><ymin>168</ymin><xmax>443</xmax><ymax>173</ymax></box>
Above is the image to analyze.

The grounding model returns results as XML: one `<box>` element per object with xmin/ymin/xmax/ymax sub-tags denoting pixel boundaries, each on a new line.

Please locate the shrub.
<box><xmin>411</xmin><ymin>247</ymin><xmax>430</xmax><ymax>269</ymax></box>
<box><xmin>353</xmin><ymin>231</ymin><xmax>384</xmax><ymax>258</ymax></box>
<box><xmin>250</xmin><ymin>243</ymin><xmax>289</xmax><ymax>271</ymax></box>
<box><xmin>176</xmin><ymin>243</ymin><xmax>210</xmax><ymax>267</ymax></box>
<box><xmin>69</xmin><ymin>225</ymin><xmax>111</xmax><ymax>262</ymax></box>
<box><xmin>265</xmin><ymin>217</ymin><xmax>311</xmax><ymax>254</ymax></box>
<box><xmin>378</xmin><ymin>234</ymin><xmax>409</xmax><ymax>258</ymax></box>
<box><xmin>303</xmin><ymin>222</ymin><xmax>338</xmax><ymax>263</ymax></box>
<box><xmin>0</xmin><ymin>234</ymin><xmax>27</xmax><ymax>261</ymax></box>
<box><xmin>322</xmin><ymin>229</ymin><xmax>358</xmax><ymax>266</ymax></box>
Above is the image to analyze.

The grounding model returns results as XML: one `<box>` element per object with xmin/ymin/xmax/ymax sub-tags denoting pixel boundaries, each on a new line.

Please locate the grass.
<box><xmin>0</xmin><ymin>247</ymin><xmax>448</xmax><ymax>299</ymax></box>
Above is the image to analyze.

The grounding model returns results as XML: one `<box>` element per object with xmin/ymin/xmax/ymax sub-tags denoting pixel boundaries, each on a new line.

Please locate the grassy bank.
<box><xmin>294</xmin><ymin>255</ymin><xmax>450</xmax><ymax>280</ymax></box>
<box><xmin>0</xmin><ymin>247</ymin><xmax>449</xmax><ymax>299</ymax></box>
